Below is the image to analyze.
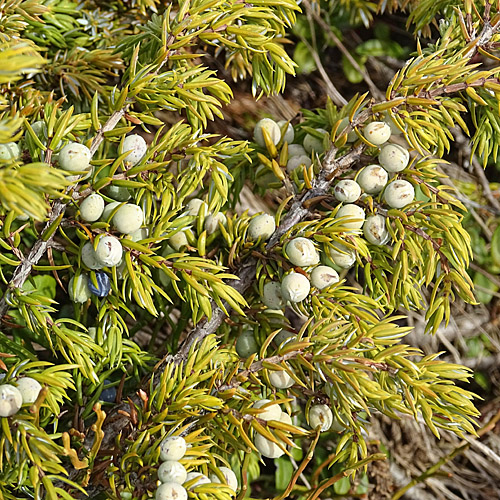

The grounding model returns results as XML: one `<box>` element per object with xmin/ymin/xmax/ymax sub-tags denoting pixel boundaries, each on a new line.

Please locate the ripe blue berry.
<box><xmin>87</xmin><ymin>272</ymin><xmax>111</xmax><ymax>298</ymax></box>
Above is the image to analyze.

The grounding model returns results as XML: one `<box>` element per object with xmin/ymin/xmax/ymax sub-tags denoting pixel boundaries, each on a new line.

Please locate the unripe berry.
<box><xmin>235</xmin><ymin>329</ymin><xmax>258</xmax><ymax>358</ymax></box>
<box><xmin>87</xmin><ymin>271</ymin><xmax>111</xmax><ymax>297</ymax></box>
<box><xmin>254</xmin><ymin>433</ymin><xmax>285</xmax><ymax>459</ymax></box>
<box><xmin>160</xmin><ymin>436</ymin><xmax>187</xmax><ymax>461</ymax></box>
<box><xmin>122</xmin><ymin>134</ymin><xmax>147</xmax><ymax>166</ymax></box>
<box><xmin>277</xmin><ymin>120</ymin><xmax>294</xmax><ymax>144</ymax></box>
<box><xmin>328</xmin><ymin>242</ymin><xmax>356</xmax><ymax>269</ymax></box>
<box><xmin>384</xmin><ymin>112</ymin><xmax>403</xmax><ymax>135</ymax></box>
<box><xmin>205</xmin><ymin>212</ymin><xmax>227</xmax><ymax>235</ymax></box>
<box><xmin>184</xmin><ymin>472</ymin><xmax>210</xmax><ymax>488</ymax></box>
<box><xmin>335</xmin><ymin>204</ymin><xmax>366</xmax><ymax>229</ymax></box>
<box><xmin>379</xmin><ymin>144</ymin><xmax>410</xmax><ymax>172</ymax></box>
<box><xmin>254</xmin><ymin>118</ymin><xmax>281</xmax><ymax>147</ymax></box>
<box><xmin>68</xmin><ymin>274</ymin><xmax>92</xmax><ymax>303</ymax></box>
<box><xmin>15</xmin><ymin>377</ymin><xmax>42</xmax><ymax>404</ymax></box>
<box><xmin>269</xmin><ymin>369</ymin><xmax>294</xmax><ymax>389</ymax></box>
<box><xmin>363</xmin><ymin>121</ymin><xmax>391</xmax><ymax>145</ymax></box>
<box><xmin>363</xmin><ymin>215</ymin><xmax>390</xmax><ymax>245</ymax></box>
<box><xmin>310</xmin><ymin>265</ymin><xmax>339</xmax><ymax>290</ymax></box>
<box><xmin>0</xmin><ymin>142</ymin><xmax>20</xmax><ymax>160</ymax></box>
<box><xmin>338</xmin><ymin>117</ymin><xmax>358</xmax><ymax>142</ymax></box>
<box><xmin>101</xmin><ymin>201</ymin><xmax>122</xmax><ymax>221</ymax></box>
<box><xmin>58</xmin><ymin>142</ymin><xmax>92</xmax><ymax>171</ymax></box>
<box><xmin>253</xmin><ymin>399</ymin><xmax>282</xmax><ymax>421</ymax></box>
<box><xmin>81</xmin><ymin>242</ymin><xmax>103</xmax><ymax>270</ymax></box>
<box><xmin>158</xmin><ymin>461</ymin><xmax>188</xmax><ymax>484</ymax></box>
<box><xmin>334</xmin><ymin>180</ymin><xmax>361</xmax><ymax>203</ymax></box>
<box><xmin>112</xmin><ymin>204</ymin><xmax>144</xmax><ymax>234</ymax></box>
<box><xmin>286</xmin><ymin>155</ymin><xmax>312</xmax><ymax>174</ymax></box>
<box><xmin>303</xmin><ymin>128</ymin><xmax>328</xmax><ymax>154</ymax></box>
<box><xmin>129</xmin><ymin>227</ymin><xmax>149</xmax><ymax>242</ymax></box>
<box><xmin>0</xmin><ymin>384</ymin><xmax>23</xmax><ymax>417</ymax></box>
<box><xmin>274</xmin><ymin>329</ymin><xmax>295</xmax><ymax>347</ymax></box>
<box><xmin>357</xmin><ymin>165</ymin><xmax>388</xmax><ymax>195</ymax></box>
<box><xmin>248</xmin><ymin>214</ymin><xmax>276</xmax><ymax>241</ymax></box>
<box><xmin>169</xmin><ymin>231</ymin><xmax>189</xmax><ymax>251</ymax></box>
<box><xmin>308</xmin><ymin>404</ymin><xmax>333</xmax><ymax>431</ymax></box>
<box><xmin>105</xmin><ymin>185</ymin><xmax>131</xmax><ymax>202</ymax></box>
<box><xmin>384</xmin><ymin>180</ymin><xmax>415</xmax><ymax>209</ymax></box>
<box><xmin>80</xmin><ymin>194</ymin><xmax>105</xmax><ymax>222</ymax></box>
<box><xmin>30</xmin><ymin>120</ymin><xmax>48</xmax><ymax>139</ymax></box>
<box><xmin>262</xmin><ymin>281</ymin><xmax>284</xmax><ymax>309</ymax></box>
<box><xmin>186</xmin><ymin>198</ymin><xmax>208</xmax><ymax>217</ymax></box>
<box><xmin>209</xmin><ymin>467</ymin><xmax>238</xmax><ymax>492</ymax></box>
<box><xmin>280</xmin><ymin>412</ymin><xmax>293</xmax><ymax>426</ymax></box>
<box><xmin>155</xmin><ymin>483</ymin><xmax>188</xmax><ymax>500</ymax></box>
<box><xmin>287</xmin><ymin>144</ymin><xmax>307</xmax><ymax>157</ymax></box>
<box><xmin>285</xmin><ymin>237</ymin><xmax>319</xmax><ymax>267</ymax></box>
<box><xmin>281</xmin><ymin>272</ymin><xmax>311</xmax><ymax>303</ymax></box>
<box><xmin>95</xmin><ymin>235</ymin><xmax>123</xmax><ymax>267</ymax></box>
<box><xmin>255</xmin><ymin>165</ymin><xmax>279</xmax><ymax>187</ymax></box>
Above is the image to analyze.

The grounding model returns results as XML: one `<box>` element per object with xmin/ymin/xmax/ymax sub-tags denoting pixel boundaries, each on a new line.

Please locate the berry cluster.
<box><xmin>0</xmin><ymin>377</ymin><xmax>42</xmax><ymax>417</ymax></box>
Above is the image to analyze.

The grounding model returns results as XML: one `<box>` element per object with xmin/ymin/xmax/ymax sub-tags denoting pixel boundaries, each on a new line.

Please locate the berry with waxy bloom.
<box><xmin>95</xmin><ymin>235</ymin><xmax>123</xmax><ymax>267</ymax></box>
<box><xmin>310</xmin><ymin>265</ymin><xmax>339</xmax><ymax>289</ymax></box>
<box><xmin>308</xmin><ymin>404</ymin><xmax>333</xmax><ymax>432</ymax></box>
<box><xmin>159</xmin><ymin>436</ymin><xmax>187</xmax><ymax>461</ymax></box>
<box><xmin>357</xmin><ymin>165</ymin><xmax>388</xmax><ymax>195</ymax></box>
<box><xmin>68</xmin><ymin>274</ymin><xmax>92</xmax><ymax>303</ymax></box>
<box><xmin>335</xmin><ymin>204</ymin><xmax>366</xmax><ymax>229</ymax></box>
<box><xmin>334</xmin><ymin>179</ymin><xmax>361</xmax><ymax>203</ymax></box>
<box><xmin>254</xmin><ymin>118</ymin><xmax>281</xmax><ymax>147</ymax></box>
<box><xmin>80</xmin><ymin>193</ymin><xmax>105</xmax><ymax>222</ymax></box>
<box><xmin>155</xmin><ymin>483</ymin><xmax>188</xmax><ymax>500</ymax></box>
<box><xmin>248</xmin><ymin>214</ymin><xmax>276</xmax><ymax>240</ymax></box>
<box><xmin>286</xmin><ymin>154</ymin><xmax>312</xmax><ymax>174</ymax></box>
<box><xmin>285</xmin><ymin>237</ymin><xmax>319</xmax><ymax>267</ymax></box>
<box><xmin>158</xmin><ymin>461</ymin><xmax>188</xmax><ymax>484</ymax></box>
<box><xmin>58</xmin><ymin>142</ymin><xmax>92</xmax><ymax>171</ymax></box>
<box><xmin>277</xmin><ymin>120</ymin><xmax>294</xmax><ymax>144</ymax></box>
<box><xmin>379</xmin><ymin>143</ymin><xmax>410</xmax><ymax>172</ymax></box>
<box><xmin>87</xmin><ymin>271</ymin><xmax>111</xmax><ymax>297</ymax></box>
<box><xmin>262</xmin><ymin>281</ymin><xmax>284</xmax><ymax>309</ymax></box>
<box><xmin>303</xmin><ymin>128</ymin><xmax>328</xmax><ymax>154</ymax></box>
<box><xmin>0</xmin><ymin>384</ymin><xmax>23</xmax><ymax>417</ymax></box>
<box><xmin>254</xmin><ymin>433</ymin><xmax>285</xmax><ymax>459</ymax></box>
<box><xmin>209</xmin><ymin>467</ymin><xmax>238</xmax><ymax>492</ymax></box>
<box><xmin>281</xmin><ymin>272</ymin><xmax>311</xmax><ymax>303</ymax></box>
<box><xmin>269</xmin><ymin>369</ymin><xmax>294</xmax><ymax>389</ymax></box>
<box><xmin>252</xmin><ymin>399</ymin><xmax>282</xmax><ymax>421</ymax></box>
<box><xmin>15</xmin><ymin>377</ymin><xmax>42</xmax><ymax>404</ymax></box>
<box><xmin>384</xmin><ymin>180</ymin><xmax>415</xmax><ymax>209</ymax></box>
<box><xmin>235</xmin><ymin>329</ymin><xmax>259</xmax><ymax>358</ymax></box>
<box><xmin>121</xmin><ymin>134</ymin><xmax>147</xmax><ymax>166</ymax></box>
<box><xmin>112</xmin><ymin>204</ymin><xmax>144</xmax><ymax>234</ymax></box>
<box><xmin>363</xmin><ymin>121</ymin><xmax>391</xmax><ymax>145</ymax></box>
<box><xmin>328</xmin><ymin>242</ymin><xmax>357</xmax><ymax>269</ymax></box>
<box><xmin>363</xmin><ymin>215</ymin><xmax>390</xmax><ymax>245</ymax></box>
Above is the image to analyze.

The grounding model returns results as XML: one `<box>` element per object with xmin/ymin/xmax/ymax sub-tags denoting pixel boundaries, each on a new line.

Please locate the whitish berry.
<box><xmin>334</xmin><ymin>180</ymin><xmax>361</xmax><ymax>203</ymax></box>
<box><xmin>303</xmin><ymin>128</ymin><xmax>328</xmax><ymax>154</ymax></box>
<box><xmin>253</xmin><ymin>399</ymin><xmax>282</xmax><ymax>421</ymax></box>
<box><xmin>209</xmin><ymin>467</ymin><xmax>238</xmax><ymax>492</ymax></box>
<box><xmin>277</xmin><ymin>120</ymin><xmax>294</xmax><ymax>144</ymax></box>
<box><xmin>129</xmin><ymin>227</ymin><xmax>149</xmax><ymax>242</ymax></box>
<box><xmin>81</xmin><ymin>242</ymin><xmax>103</xmax><ymax>270</ymax></box>
<box><xmin>384</xmin><ymin>112</ymin><xmax>403</xmax><ymax>135</ymax></box>
<box><xmin>205</xmin><ymin>212</ymin><xmax>227</xmax><ymax>235</ymax></box>
<box><xmin>0</xmin><ymin>142</ymin><xmax>20</xmax><ymax>160</ymax></box>
<box><xmin>286</xmin><ymin>155</ymin><xmax>312</xmax><ymax>174</ymax></box>
<box><xmin>308</xmin><ymin>404</ymin><xmax>333</xmax><ymax>432</ymax></box>
<box><xmin>274</xmin><ymin>329</ymin><xmax>295</xmax><ymax>346</ymax></box>
<box><xmin>122</xmin><ymin>134</ymin><xmax>147</xmax><ymax>166</ymax></box>
<box><xmin>280</xmin><ymin>412</ymin><xmax>292</xmax><ymax>426</ymax></box>
<box><xmin>357</xmin><ymin>165</ymin><xmax>388</xmax><ymax>195</ymax></box>
<box><xmin>363</xmin><ymin>215</ymin><xmax>390</xmax><ymax>245</ymax></box>
<box><xmin>80</xmin><ymin>194</ymin><xmax>105</xmax><ymax>222</ymax></box>
<box><xmin>87</xmin><ymin>271</ymin><xmax>111</xmax><ymax>297</ymax></box>
<box><xmin>254</xmin><ymin>118</ymin><xmax>281</xmax><ymax>147</ymax></box>
<box><xmin>101</xmin><ymin>201</ymin><xmax>122</xmax><ymax>221</ymax></box>
<box><xmin>186</xmin><ymin>198</ymin><xmax>208</xmax><ymax>217</ymax></box>
<box><xmin>248</xmin><ymin>214</ymin><xmax>276</xmax><ymax>240</ymax></box>
<box><xmin>155</xmin><ymin>483</ymin><xmax>188</xmax><ymax>500</ymax></box>
<box><xmin>335</xmin><ymin>204</ymin><xmax>366</xmax><ymax>229</ymax></box>
<box><xmin>269</xmin><ymin>369</ymin><xmax>294</xmax><ymax>389</ymax></box>
<box><xmin>384</xmin><ymin>180</ymin><xmax>415</xmax><ymax>209</ymax></box>
<box><xmin>338</xmin><ymin>117</ymin><xmax>357</xmax><ymax>142</ymax></box>
<box><xmin>184</xmin><ymin>472</ymin><xmax>210</xmax><ymax>489</ymax></box>
<box><xmin>328</xmin><ymin>242</ymin><xmax>356</xmax><ymax>269</ymax></box>
<box><xmin>281</xmin><ymin>272</ymin><xmax>311</xmax><ymax>303</ymax></box>
<box><xmin>30</xmin><ymin>121</ymin><xmax>48</xmax><ymax>139</ymax></box>
<box><xmin>285</xmin><ymin>237</ymin><xmax>319</xmax><ymax>267</ymax></box>
<box><xmin>15</xmin><ymin>377</ymin><xmax>42</xmax><ymax>404</ymax></box>
<box><xmin>235</xmin><ymin>329</ymin><xmax>258</xmax><ymax>358</ymax></box>
<box><xmin>287</xmin><ymin>144</ymin><xmax>307</xmax><ymax>157</ymax></box>
<box><xmin>160</xmin><ymin>436</ymin><xmax>187</xmax><ymax>461</ymax></box>
<box><xmin>254</xmin><ymin>433</ymin><xmax>285</xmax><ymax>459</ymax></box>
<box><xmin>363</xmin><ymin>121</ymin><xmax>391</xmax><ymax>145</ymax></box>
<box><xmin>310</xmin><ymin>265</ymin><xmax>339</xmax><ymax>290</ymax></box>
<box><xmin>158</xmin><ymin>461</ymin><xmax>187</xmax><ymax>484</ymax></box>
<box><xmin>58</xmin><ymin>142</ymin><xmax>92</xmax><ymax>171</ymax></box>
<box><xmin>95</xmin><ymin>236</ymin><xmax>123</xmax><ymax>267</ymax></box>
<box><xmin>169</xmin><ymin>231</ymin><xmax>189</xmax><ymax>251</ymax></box>
<box><xmin>262</xmin><ymin>281</ymin><xmax>284</xmax><ymax>309</ymax></box>
<box><xmin>105</xmin><ymin>185</ymin><xmax>131</xmax><ymax>202</ymax></box>
<box><xmin>379</xmin><ymin>144</ymin><xmax>410</xmax><ymax>172</ymax></box>
<box><xmin>0</xmin><ymin>384</ymin><xmax>23</xmax><ymax>417</ymax></box>
<box><xmin>113</xmin><ymin>204</ymin><xmax>144</xmax><ymax>234</ymax></box>
<box><xmin>68</xmin><ymin>274</ymin><xmax>92</xmax><ymax>303</ymax></box>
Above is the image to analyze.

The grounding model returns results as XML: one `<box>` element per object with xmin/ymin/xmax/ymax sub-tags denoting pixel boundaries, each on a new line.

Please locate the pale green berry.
<box><xmin>184</xmin><ymin>472</ymin><xmax>210</xmax><ymax>489</ymax></box>
<box><xmin>158</xmin><ymin>461</ymin><xmax>187</xmax><ymax>484</ymax></box>
<box><xmin>95</xmin><ymin>235</ymin><xmax>123</xmax><ymax>267</ymax></box>
<box><xmin>15</xmin><ymin>377</ymin><xmax>42</xmax><ymax>404</ymax></box>
<box><xmin>303</xmin><ymin>128</ymin><xmax>328</xmax><ymax>154</ymax></box>
<box><xmin>58</xmin><ymin>142</ymin><xmax>92</xmax><ymax>171</ymax></box>
<box><xmin>205</xmin><ymin>212</ymin><xmax>227</xmax><ymax>235</ymax></box>
<box><xmin>334</xmin><ymin>180</ymin><xmax>361</xmax><ymax>203</ymax></box>
<box><xmin>384</xmin><ymin>113</ymin><xmax>403</xmax><ymax>135</ymax></box>
<box><xmin>105</xmin><ymin>185</ymin><xmax>131</xmax><ymax>202</ymax></box>
<box><xmin>363</xmin><ymin>215</ymin><xmax>390</xmax><ymax>245</ymax></box>
<box><xmin>156</xmin><ymin>483</ymin><xmax>188</xmax><ymax>500</ymax></box>
<box><xmin>274</xmin><ymin>329</ymin><xmax>295</xmax><ymax>346</ymax></box>
<box><xmin>357</xmin><ymin>165</ymin><xmax>388</xmax><ymax>195</ymax></box>
<box><xmin>0</xmin><ymin>142</ymin><xmax>20</xmax><ymax>160</ymax></box>
<box><xmin>338</xmin><ymin>117</ymin><xmax>357</xmax><ymax>142</ymax></box>
<box><xmin>379</xmin><ymin>144</ymin><xmax>410</xmax><ymax>172</ymax></box>
<box><xmin>335</xmin><ymin>204</ymin><xmax>366</xmax><ymax>230</ymax></box>
<box><xmin>262</xmin><ymin>281</ymin><xmax>284</xmax><ymax>309</ymax></box>
<box><xmin>81</xmin><ymin>242</ymin><xmax>103</xmax><ymax>270</ymax></box>
<box><xmin>254</xmin><ymin>118</ymin><xmax>281</xmax><ymax>147</ymax></box>
<box><xmin>122</xmin><ymin>134</ymin><xmax>147</xmax><ymax>166</ymax></box>
<box><xmin>129</xmin><ymin>227</ymin><xmax>149</xmax><ymax>242</ymax></box>
<box><xmin>169</xmin><ymin>231</ymin><xmax>189</xmax><ymax>251</ymax></box>
<box><xmin>30</xmin><ymin>120</ymin><xmax>48</xmax><ymax>139</ymax></box>
<box><xmin>287</xmin><ymin>144</ymin><xmax>307</xmax><ymax>157</ymax></box>
<box><xmin>281</xmin><ymin>272</ymin><xmax>310</xmax><ymax>303</ymax></box>
<box><xmin>68</xmin><ymin>274</ymin><xmax>92</xmax><ymax>303</ymax></box>
<box><xmin>0</xmin><ymin>384</ymin><xmax>23</xmax><ymax>417</ymax></box>
<box><xmin>384</xmin><ymin>180</ymin><xmax>415</xmax><ymax>209</ymax></box>
<box><xmin>101</xmin><ymin>201</ymin><xmax>122</xmax><ymax>221</ymax></box>
<box><xmin>186</xmin><ymin>198</ymin><xmax>208</xmax><ymax>217</ymax></box>
<box><xmin>277</xmin><ymin>120</ymin><xmax>294</xmax><ymax>144</ymax></box>
<box><xmin>285</xmin><ymin>237</ymin><xmax>319</xmax><ymax>267</ymax></box>
<box><xmin>308</xmin><ymin>404</ymin><xmax>333</xmax><ymax>431</ymax></box>
<box><xmin>286</xmin><ymin>155</ymin><xmax>312</xmax><ymax>174</ymax></box>
<box><xmin>363</xmin><ymin>121</ymin><xmax>391</xmax><ymax>145</ymax></box>
<box><xmin>255</xmin><ymin>165</ymin><xmax>279</xmax><ymax>187</ymax></box>
<box><xmin>328</xmin><ymin>242</ymin><xmax>356</xmax><ymax>269</ymax></box>
<box><xmin>253</xmin><ymin>399</ymin><xmax>282</xmax><ymax>421</ymax></box>
<box><xmin>280</xmin><ymin>412</ymin><xmax>292</xmax><ymax>426</ymax></box>
<box><xmin>160</xmin><ymin>436</ymin><xmax>187</xmax><ymax>461</ymax></box>
<box><xmin>209</xmin><ymin>466</ymin><xmax>238</xmax><ymax>492</ymax></box>
<box><xmin>88</xmin><ymin>327</ymin><xmax>97</xmax><ymax>340</ymax></box>
<box><xmin>113</xmin><ymin>204</ymin><xmax>144</xmax><ymax>234</ymax></box>
<box><xmin>159</xmin><ymin>269</ymin><xmax>171</xmax><ymax>288</ymax></box>
<box><xmin>310</xmin><ymin>265</ymin><xmax>339</xmax><ymax>290</ymax></box>
<box><xmin>254</xmin><ymin>433</ymin><xmax>285</xmax><ymax>459</ymax></box>
<box><xmin>248</xmin><ymin>214</ymin><xmax>275</xmax><ymax>240</ymax></box>
<box><xmin>236</xmin><ymin>329</ymin><xmax>258</xmax><ymax>357</ymax></box>
<box><xmin>269</xmin><ymin>369</ymin><xmax>294</xmax><ymax>389</ymax></box>
<box><xmin>80</xmin><ymin>194</ymin><xmax>105</xmax><ymax>222</ymax></box>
